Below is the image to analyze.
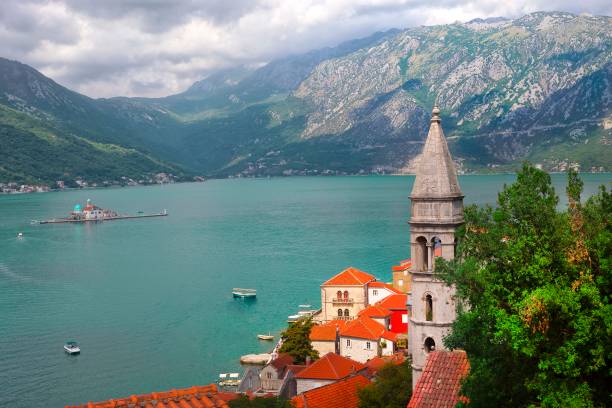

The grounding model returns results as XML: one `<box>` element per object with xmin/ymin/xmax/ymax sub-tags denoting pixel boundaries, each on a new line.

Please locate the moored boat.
<box><xmin>257</xmin><ymin>333</ymin><xmax>274</xmax><ymax>341</ymax></box>
<box><xmin>64</xmin><ymin>341</ymin><xmax>80</xmax><ymax>354</ymax></box>
<box><xmin>232</xmin><ymin>288</ymin><xmax>256</xmax><ymax>298</ymax></box>
<box><xmin>218</xmin><ymin>373</ymin><xmax>241</xmax><ymax>387</ymax></box>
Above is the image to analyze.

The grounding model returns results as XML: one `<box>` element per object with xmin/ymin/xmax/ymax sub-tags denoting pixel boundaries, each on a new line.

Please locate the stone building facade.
<box><xmin>407</xmin><ymin>107</ymin><xmax>464</xmax><ymax>388</ymax></box>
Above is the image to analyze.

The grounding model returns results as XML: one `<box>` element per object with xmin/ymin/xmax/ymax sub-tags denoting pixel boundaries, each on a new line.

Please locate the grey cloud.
<box><xmin>0</xmin><ymin>0</ymin><xmax>80</xmax><ymax>54</ymax></box>
<box><xmin>1</xmin><ymin>0</ymin><xmax>610</xmax><ymax>98</ymax></box>
<box><xmin>62</xmin><ymin>0</ymin><xmax>263</xmax><ymax>33</ymax></box>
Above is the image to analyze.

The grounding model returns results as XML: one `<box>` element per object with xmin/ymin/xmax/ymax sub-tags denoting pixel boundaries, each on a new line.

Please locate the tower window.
<box><xmin>416</xmin><ymin>236</ymin><xmax>428</xmax><ymax>271</ymax></box>
<box><xmin>424</xmin><ymin>337</ymin><xmax>435</xmax><ymax>353</ymax></box>
<box><xmin>425</xmin><ymin>294</ymin><xmax>433</xmax><ymax>321</ymax></box>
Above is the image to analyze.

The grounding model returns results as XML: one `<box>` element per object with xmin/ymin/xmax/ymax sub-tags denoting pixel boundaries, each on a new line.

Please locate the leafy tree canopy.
<box><xmin>437</xmin><ymin>164</ymin><xmax>611</xmax><ymax>408</ymax></box>
<box><xmin>278</xmin><ymin>318</ymin><xmax>319</xmax><ymax>364</ymax></box>
<box><xmin>358</xmin><ymin>360</ymin><xmax>412</xmax><ymax>408</ymax></box>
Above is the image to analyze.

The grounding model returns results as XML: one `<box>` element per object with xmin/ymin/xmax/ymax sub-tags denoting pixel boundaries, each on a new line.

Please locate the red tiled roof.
<box><xmin>376</xmin><ymin>294</ymin><xmax>407</xmax><ymax>310</ymax></box>
<box><xmin>295</xmin><ymin>352</ymin><xmax>366</xmax><ymax>380</ymax></box>
<box><xmin>365</xmin><ymin>352</ymin><xmax>406</xmax><ymax>376</ymax></box>
<box><xmin>340</xmin><ymin>316</ymin><xmax>397</xmax><ymax>342</ymax></box>
<box><xmin>368</xmin><ymin>281</ymin><xmax>403</xmax><ymax>293</ymax></box>
<box><xmin>310</xmin><ymin>320</ymin><xmax>347</xmax><ymax>341</ymax></box>
<box><xmin>66</xmin><ymin>384</ymin><xmax>237</xmax><ymax>408</ymax></box>
<box><xmin>392</xmin><ymin>264</ymin><xmax>410</xmax><ymax>271</ymax></box>
<box><xmin>292</xmin><ymin>374</ymin><xmax>370</xmax><ymax>408</ymax></box>
<box><xmin>407</xmin><ymin>350</ymin><xmax>470</xmax><ymax>408</ymax></box>
<box><xmin>358</xmin><ymin>305</ymin><xmax>392</xmax><ymax>318</ymax></box>
<box><xmin>322</xmin><ymin>267</ymin><xmax>375</xmax><ymax>286</ymax></box>
<box><xmin>287</xmin><ymin>365</ymin><xmax>307</xmax><ymax>376</ymax></box>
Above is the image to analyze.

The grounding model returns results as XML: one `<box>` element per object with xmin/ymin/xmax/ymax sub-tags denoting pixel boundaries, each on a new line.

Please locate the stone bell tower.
<box><xmin>407</xmin><ymin>106</ymin><xmax>464</xmax><ymax>388</ymax></box>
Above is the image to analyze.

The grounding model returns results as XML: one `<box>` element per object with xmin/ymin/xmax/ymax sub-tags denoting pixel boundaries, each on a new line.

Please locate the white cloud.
<box><xmin>0</xmin><ymin>0</ymin><xmax>609</xmax><ymax>98</ymax></box>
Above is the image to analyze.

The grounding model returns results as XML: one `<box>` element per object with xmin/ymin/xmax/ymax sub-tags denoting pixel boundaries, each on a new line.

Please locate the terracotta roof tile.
<box><xmin>365</xmin><ymin>352</ymin><xmax>406</xmax><ymax>376</ymax></box>
<box><xmin>368</xmin><ymin>281</ymin><xmax>403</xmax><ymax>293</ymax></box>
<box><xmin>358</xmin><ymin>305</ymin><xmax>392</xmax><ymax>318</ymax></box>
<box><xmin>340</xmin><ymin>316</ymin><xmax>397</xmax><ymax>342</ymax></box>
<box><xmin>376</xmin><ymin>294</ymin><xmax>407</xmax><ymax>310</ymax></box>
<box><xmin>292</xmin><ymin>375</ymin><xmax>370</xmax><ymax>408</ymax></box>
<box><xmin>295</xmin><ymin>352</ymin><xmax>366</xmax><ymax>380</ymax></box>
<box><xmin>407</xmin><ymin>350</ymin><xmax>470</xmax><ymax>408</ymax></box>
<box><xmin>322</xmin><ymin>267</ymin><xmax>375</xmax><ymax>286</ymax></box>
<box><xmin>66</xmin><ymin>384</ymin><xmax>236</xmax><ymax>408</ymax></box>
<box><xmin>310</xmin><ymin>320</ymin><xmax>347</xmax><ymax>341</ymax></box>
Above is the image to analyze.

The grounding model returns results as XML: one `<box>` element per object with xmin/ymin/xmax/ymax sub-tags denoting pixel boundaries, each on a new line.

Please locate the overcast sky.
<box><xmin>0</xmin><ymin>0</ymin><xmax>609</xmax><ymax>98</ymax></box>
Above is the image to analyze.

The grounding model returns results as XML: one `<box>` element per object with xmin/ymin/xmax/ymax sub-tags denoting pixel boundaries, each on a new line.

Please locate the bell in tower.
<box><xmin>407</xmin><ymin>106</ymin><xmax>464</xmax><ymax>388</ymax></box>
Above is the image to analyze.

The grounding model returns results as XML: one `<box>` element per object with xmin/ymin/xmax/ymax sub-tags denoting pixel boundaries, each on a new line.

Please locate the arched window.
<box><xmin>344</xmin><ymin>309</ymin><xmax>350</xmax><ymax>317</ymax></box>
<box><xmin>343</xmin><ymin>290</ymin><xmax>349</xmax><ymax>300</ymax></box>
<box><xmin>338</xmin><ymin>309</ymin><xmax>343</xmax><ymax>317</ymax></box>
<box><xmin>337</xmin><ymin>290</ymin><xmax>342</xmax><ymax>300</ymax></box>
<box><xmin>425</xmin><ymin>294</ymin><xmax>433</xmax><ymax>321</ymax></box>
<box><xmin>424</xmin><ymin>337</ymin><xmax>435</xmax><ymax>353</ymax></box>
<box><xmin>416</xmin><ymin>236</ymin><xmax>428</xmax><ymax>271</ymax></box>
<box><xmin>432</xmin><ymin>237</ymin><xmax>442</xmax><ymax>258</ymax></box>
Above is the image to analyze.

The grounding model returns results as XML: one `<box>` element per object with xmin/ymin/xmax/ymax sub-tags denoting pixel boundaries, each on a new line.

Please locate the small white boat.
<box><xmin>232</xmin><ymin>288</ymin><xmax>256</xmax><ymax>298</ymax></box>
<box><xmin>64</xmin><ymin>341</ymin><xmax>80</xmax><ymax>354</ymax></box>
<box><xmin>299</xmin><ymin>304</ymin><xmax>311</xmax><ymax>308</ymax></box>
<box><xmin>17</xmin><ymin>232</ymin><xmax>23</xmax><ymax>239</ymax></box>
<box><xmin>257</xmin><ymin>333</ymin><xmax>274</xmax><ymax>341</ymax></box>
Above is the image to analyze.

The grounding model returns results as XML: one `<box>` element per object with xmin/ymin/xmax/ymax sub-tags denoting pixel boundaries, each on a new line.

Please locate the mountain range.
<box><xmin>1</xmin><ymin>11</ymin><xmax>610</xmax><ymax>187</ymax></box>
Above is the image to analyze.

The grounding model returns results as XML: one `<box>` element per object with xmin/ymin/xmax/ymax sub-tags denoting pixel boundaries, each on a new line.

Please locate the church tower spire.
<box><xmin>407</xmin><ymin>106</ymin><xmax>464</xmax><ymax>388</ymax></box>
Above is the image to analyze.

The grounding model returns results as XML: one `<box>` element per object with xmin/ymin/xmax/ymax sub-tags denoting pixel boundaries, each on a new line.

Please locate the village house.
<box><xmin>367</xmin><ymin>280</ymin><xmax>403</xmax><ymax>304</ymax></box>
<box><xmin>392</xmin><ymin>259</ymin><xmax>412</xmax><ymax>293</ymax></box>
<box><xmin>376</xmin><ymin>293</ymin><xmax>408</xmax><ymax>334</ymax></box>
<box><xmin>338</xmin><ymin>315</ymin><xmax>397</xmax><ymax>363</ymax></box>
<box><xmin>309</xmin><ymin>320</ymin><xmax>347</xmax><ymax>357</ymax></box>
<box><xmin>318</xmin><ymin>267</ymin><xmax>376</xmax><ymax>322</ymax></box>
<box><xmin>294</xmin><ymin>352</ymin><xmax>367</xmax><ymax>395</ymax></box>
<box><xmin>292</xmin><ymin>374</ymin><xmax>370</xmax><ymax>408</ymax></box>
<box><xmin>259</xmin><ymin>353</ymin><xmax>294</xmax><ymax>394</ymax></box>
<box><xmin>357</xmin><ymin>304</ymin><xmax>392</xmax><ymax>328</ymax></box>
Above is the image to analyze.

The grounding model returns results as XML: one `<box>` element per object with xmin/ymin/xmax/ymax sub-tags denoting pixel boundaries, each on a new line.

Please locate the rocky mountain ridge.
<box><xmin>0</xmin><ymin>11</ymin><xmax>610</xmax><ymax>186</ymax></box>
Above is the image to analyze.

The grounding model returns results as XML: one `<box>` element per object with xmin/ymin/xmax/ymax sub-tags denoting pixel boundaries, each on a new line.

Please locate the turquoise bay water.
<box><xmin>0</xmin><ymin>174</ymin><xmax>609</xmax><ymax>407</ymax></box>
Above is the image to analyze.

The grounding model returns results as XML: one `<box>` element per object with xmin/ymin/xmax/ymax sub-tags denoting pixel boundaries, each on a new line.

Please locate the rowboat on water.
<box><xmin>232</xmin><ymin>288</ymin><xmax>256</xmax><ymax>298</ymax></box>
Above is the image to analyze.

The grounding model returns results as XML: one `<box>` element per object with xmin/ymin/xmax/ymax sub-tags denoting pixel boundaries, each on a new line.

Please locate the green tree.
<box><xmin>437</xmin><ymin>164</ymin><xmax>611</xmax><ymax>408</ymax></box>
<box><xmin>278</xmin><ymin>318</ymin><xmax>319</xmax><ymax>364</ymax></box>
<box><xmin>357</xmin><ymin>360</ymin><xmax>412</xmax><ymax>408</ymax></box>
<box><xmin>228</xmin><ymin>395</ymin><xmax>292</xmax><ymax>408</ymax></box>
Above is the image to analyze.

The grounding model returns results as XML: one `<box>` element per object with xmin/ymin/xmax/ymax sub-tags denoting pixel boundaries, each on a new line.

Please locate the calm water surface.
<box><xmin>0</xmin><ymin>174</ymin><xmax>609</xmax><ymax>407</ymax></box>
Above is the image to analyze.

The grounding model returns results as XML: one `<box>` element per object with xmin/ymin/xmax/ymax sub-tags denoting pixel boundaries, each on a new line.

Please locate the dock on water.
<box><xmin>35</xmin><ymin>199</ymin><xmax>168</xmax><ymax>224</ymax></box>
<box><xmin>38</xmin><ymin>212</ymin><xmax>168</xmax><ymax>224</ymax></box>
